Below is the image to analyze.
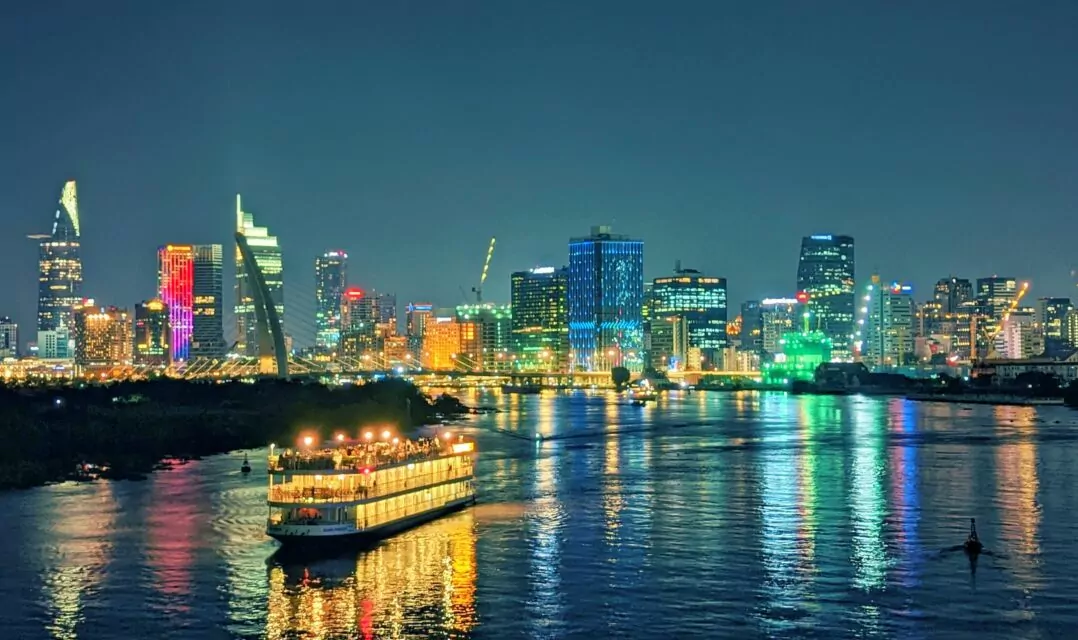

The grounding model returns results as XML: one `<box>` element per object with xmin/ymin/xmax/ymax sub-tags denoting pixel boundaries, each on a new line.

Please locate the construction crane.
<box><xmin>471</xmin><ymin>237</ymin><xmax>496</xmax><ymax>304</ymax></box>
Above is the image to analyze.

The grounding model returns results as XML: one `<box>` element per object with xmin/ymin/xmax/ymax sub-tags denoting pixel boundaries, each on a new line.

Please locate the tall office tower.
<box><xmin>456</xmin><ymin>303</ymin><xmax>512</xmax><ymax>372</ymax></box>
<box><xmin>510</xmin><ymin>267</ymin><xmax>569</xmax><ymax>372</ymax></box>
<box><xmin>934</xmin><ymin>277</ymin><xmax>973</xmax><ymax>313</ymax></box>
<box><xmin>796</xmin><ymin>234</ymin><xmax>855</xmax><ymax>360</ymax></box>
<box><xmin>158</xmin><ymin>245</ymin><xmax>195</xmax><ymax>363</ymax></box>
<box><xmin>315</xmin><ymin>250</ymin><xmax>348</xmax><ymax>353</ymax></box>
<box><xmin>406</xmin><ymin>303</ymin><xmax>434</xmax><ymax>361</ymax></box>
<box><xmin>568</xmin><ymin>226</ymin><xmax>645</xmax><ymax>372</ymax></box>
<box><xmin>340</xmin><ymin>287</ymin><xmax>378</xmax><ymax>357</ymax></box>
<box><xmin>190</xmin><ymin>244</ymin><xmax>225</xmax><ymax>358</ymax></box>
<box><xmin>976</xmin><ymin>276</ymin><xmax>1018</xmax><ymax>328</ymax></box>
<box><xmin>740</xmin><ymin>300</ymin><xmax>763</xmax><ymax>353</ymax></box>
<box><xmin>0</xmin><ymin>317</ymin><xmax>17</xmax><ymax>359</ymax></box>
<box><xmin>861</xmin><ymin>281</ymin><xmax>916</xmax><ymax>368</ymax></box>
<box><xmin>651</xmin><ymin>266</ymin><xmax>728</xmax><ymax>369</ymax></box>
<box><xmin>1038</xmin><ymin>297</ymin><xmax>1073</xmax><ymax>352</ymax></box>
<box><xmin>134</xmin><ymin>299</ymin><xmax>171</xmax><ymax>366</ymax></box>
<box><xmin>73</xmin><ymin>305</ymin><xmax>131</xmax><ymax>369</ymax></box>
<box><xmin>375</xmin><ymin>292</ymin><xmax>397</xmax><ymax>327</ymax></box>
<box><xmin>235</xmin><ymin>194</ymin><xmax>284</xmax><ymax>356</ymax></box>
<box><xmin>36</xmin><ymin>180</ymin><xmax>83</xmax><ymax>358</ymax></box>
<box><xmin>759</xmin><ymin>298</ymin><xmax>801</xmax><ymax>356</ymax></box>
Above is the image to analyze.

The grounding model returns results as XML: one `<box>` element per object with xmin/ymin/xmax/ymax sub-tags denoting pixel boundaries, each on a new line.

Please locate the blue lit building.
<box><xmin>568</xmin><ymin>226</ymin><xmax>644</xmax><ymax>372</ymax></box>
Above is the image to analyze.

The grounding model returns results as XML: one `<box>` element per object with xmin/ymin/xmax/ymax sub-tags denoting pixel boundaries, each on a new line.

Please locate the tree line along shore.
<box><xmin>0</xmin><ymin>378</ymin><xmax>468</xmax><ymax>490</ymax></box>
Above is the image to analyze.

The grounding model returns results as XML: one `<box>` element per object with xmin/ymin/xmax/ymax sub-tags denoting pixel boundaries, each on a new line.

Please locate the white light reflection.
<box><xmin>849</xmin><ymin>399</ymin><xmax>887</xmax><ymax>632</ymax></box>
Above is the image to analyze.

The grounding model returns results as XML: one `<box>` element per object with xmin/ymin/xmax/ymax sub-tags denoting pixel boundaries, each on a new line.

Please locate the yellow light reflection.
<box><xmin>993</xmin><ymin>405</ymin><xmax>1041</xmax><ymax>590</ymax></box>
<box><xmin>265</xmin><ymin>511</ymin><xmax>476</xmax><ymax>639</ymax></box>
<box><xmin>42</xmin><ymin>482</ymin><xmax>118</xmax><ymax>640</ymax></box>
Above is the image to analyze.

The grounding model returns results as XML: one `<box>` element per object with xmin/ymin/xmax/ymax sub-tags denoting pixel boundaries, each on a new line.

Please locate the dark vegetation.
<box><xmin>0</xmin><ymin>378</ymin><xmax>468</xmax><ymax>490</ymax></box>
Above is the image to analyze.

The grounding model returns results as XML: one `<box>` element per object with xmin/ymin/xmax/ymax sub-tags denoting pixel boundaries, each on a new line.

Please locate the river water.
<box><xmin>2</xmin><ymin>391</ymin><xmax>1078</xmax><ymax>639</ymax></box>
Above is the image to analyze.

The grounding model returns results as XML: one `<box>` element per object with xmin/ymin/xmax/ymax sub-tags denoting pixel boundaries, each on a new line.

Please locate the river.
<box><xmin>2</xmin><ymin>391</ymin><xmax>1078</xmax><ymax>639</ymax></box>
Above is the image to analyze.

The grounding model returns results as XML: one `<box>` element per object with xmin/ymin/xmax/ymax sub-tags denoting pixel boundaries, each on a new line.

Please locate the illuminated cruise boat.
<box><xmin>266</xmin><ymin>430</ymin><xmax>477</xmax><ymax>548</ymax></box>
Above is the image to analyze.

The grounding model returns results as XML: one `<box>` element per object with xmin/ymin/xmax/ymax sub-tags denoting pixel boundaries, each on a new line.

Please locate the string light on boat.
<box><xmin>381</xmin><ymin>429</ymin><xmax>391</xmax><ymax>440</ymax></box>
<box><xmin>363</xmin><ymin>431</ymin><xmax>373</xmax><ymax>441</ymax></box>
<box><xmin>336</xmin><ymin>433</ymin><xmax>346</xmax><ymax>442</ymax></box>
<box><xmin>443</xmin><ymin>432</ymin><xmax>454</xmax><ymax>441</ymax></box>
<box><xmin>303</xmin><ymin>436</ymin><xmax>314</xmax><ymax>448</ymax></box>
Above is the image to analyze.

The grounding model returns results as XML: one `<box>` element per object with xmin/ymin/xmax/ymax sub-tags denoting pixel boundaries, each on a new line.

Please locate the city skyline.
<box><xmin>4</xmin><ymin>3</ymin><xmax>1078</xmax><ymax>348</ymax></box>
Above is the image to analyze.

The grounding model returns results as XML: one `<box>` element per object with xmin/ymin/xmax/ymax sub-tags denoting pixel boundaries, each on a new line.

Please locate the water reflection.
<box><xmin>265</xmin><ymin>510</ymin><xmax>477</xmax><ymax>639</ymax></box>
<box><xmin>993</xmin><ymin>405</ymin><xmax>1042</xmax><ymax>594</ymax></box>
<box><xmin>41</xmin><ymin>482</ymin><xmax>118</xmax><ymax>639</ymax></box>
<box><xmin>528</xmin><ymin>441</ymin><xmax>565</xmax><ymax>636</ymax></box>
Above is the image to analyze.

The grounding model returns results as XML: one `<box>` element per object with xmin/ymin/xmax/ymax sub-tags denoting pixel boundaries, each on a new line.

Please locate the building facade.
<box><xmin>0</xmin><ymin>317</ymin><xmax>17</xmax><ymax>359</ymax></box>
<box><xmin>340</xmin><ymin>287</ymin><xmax>379</xmax><ymax>358</ymax></box>
<box><xmin>406</xmin><ymin>303</ymin><xmax>434</xmax><ymax>361</ymax></box>
<box><xmin>73</xmin><ymin>305</ymin><xmax>131</xmax><ymax>369</ymax></box>
<box><xmin>315</xmin><ymin>250</ymin><xmax>348</xmax><ymax>354</ymax></box>
<box><xmin>456</xmin><ymin>303</ymin><xmax>511</xmax><ymax>372</ymax></box>
<box><xmin>760</xmin><ymin>298</ymin><xmax>801</xmax><ymax>356</ymax></box>
<box><xmin>861</xmin><ymin>281</ymin><xmax>916</xmax><ymax>368</ymax></box>
<box><xmin>421</xmin><ymin>317</ymin><xmax>461</xmax><ymax>370</ymax></box>
<box><xmin>934</xmin><ymin>277</ymin><xmax>973</xmax><ymax>314</ymax></box>
<box><xmin>568</xmin><ymin>226</ymin><xmax>644</xmax><ymax>372</ymax></box>
<box><xmin>191</xmin><ymin>244</ymin><xmax>225</xmax><ymax>358</ymax></box>
<box><xmin>235</xmin><ymin>194</ymin><xmax>284</xmax><ymax>357</ymax></box>
<box><xmin>739</xmin><ymin>300</ymin><xmax>763</xmax><ymax>354</ymax></box>
<box><xmin>510</xmin><ymin>267</ymin><xmax>568</xmax><ymax>372</ymax></box>
<box><xmin>36</xmin><ymin>180</ymin><xmax>83</xmax><ymax>358</ymax></box>
<box><xmin>134</xmin><ymin>299</ymin><xmax>171</xmax><ymax>366</ymax></box>
<box><xmin>796</xmin><ymin>234</ymin><xmax>855</xmax><ymax>359</ymax></box>
<box><xmin>158</xmin><ymin>244</ymin><xmax>195</xmax><ymax>363</ymax></box>
<box><xmin>1038</xmin><ymin>297</ymin><xmax>1073</xmax><ymax>350</ymax></box>
<box><xmin>650</xmin><ymin>268</ymin><xmax>727</xmax><ymax>369</ymax></box>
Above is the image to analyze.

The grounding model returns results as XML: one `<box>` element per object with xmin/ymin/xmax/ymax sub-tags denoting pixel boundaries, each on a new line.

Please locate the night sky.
<box><xmin>4</xmin><ymin>1</ymin><xmax>1077</xmax><ymax>347</ymax></box>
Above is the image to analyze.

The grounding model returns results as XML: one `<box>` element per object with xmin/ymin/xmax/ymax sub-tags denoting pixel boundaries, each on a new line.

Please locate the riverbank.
<box><xmin>906</xmin><ymin>393</ymin><xmax>1065</xmax><ymax>407</ymax></box>
<box><xmin>0</xmin><ymin>378</ymin><xmax>468</xmax><ymax>490</ymax></box>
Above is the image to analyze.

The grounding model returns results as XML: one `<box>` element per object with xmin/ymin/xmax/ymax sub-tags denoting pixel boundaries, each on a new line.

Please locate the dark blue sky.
<box><xmin>4</xmin><ymin>1</ymin><xmax>1077</xmax><ymax>346</ymax></box>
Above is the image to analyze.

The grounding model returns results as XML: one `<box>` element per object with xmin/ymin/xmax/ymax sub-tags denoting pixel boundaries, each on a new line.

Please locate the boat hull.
<box><xmin>268</xmin><ymin>495</ymin><xmax>476</xmax><ymax>551</ymax></box>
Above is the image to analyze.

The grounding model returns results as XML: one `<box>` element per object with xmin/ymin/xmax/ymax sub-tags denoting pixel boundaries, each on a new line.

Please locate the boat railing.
<box><xmin>268</xmin><ymin>464</ymin><xmax>474</xmax><ymax>505</ymax></box>
<box><xmin>269</xmin><ymin>441</ymin><xmax>455</xmax><ymax>473</ymax></box>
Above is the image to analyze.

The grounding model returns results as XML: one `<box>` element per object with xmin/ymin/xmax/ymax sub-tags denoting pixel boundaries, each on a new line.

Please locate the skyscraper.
<box><xmin>315</xmin><ymin>250</ymin><xmax>348</xmax><ymax>353</ymax></box>
<box><xmin>340</xmin><ymin>287</ymin><xmax>378</xmax><ymax>357</ymax></box>
<box><xmin>796</xmin><ymin>234</ymin><xmax>855</xmax><ymax>359</ymax></box>
<box><xmin>739</xmin><ymin>300</ymin><xmax>763</xmax><ymax>353</ymax></box>
<box><xmin>191</xmin><ymin>244</ymin><xmax>225</xmax><ymax>358</ymax></box>
<box><xmin>0</xmin><ymin>317</ymin><xmax>17</xmax><ymax>359</ymax></box>
<box><xmin>759</xmin><ymin>298</ymin><xmax>801</xmax><ymax>356</ymax></box>
<box><xmin>510</xmin><ymin>267</ymin><xmax>569</xmax><ymax>371</ymax></box>
<box><xmin>861</xmin><ymin>280</ymin><xmax>916</xmax><ymax>368</ymax></box>
<box><xmin>651</xmin><ymin>266</ymin><xmax>728</xmax><ymax>369</ymax></box>
<box><xmin>235</xmin><ymin>194</ymin><xmax>284</xmax><ymax>357</ymax></box>
<box><xmin>35</xmin><ymin>180</ymin><xmax>83</xmax><ymax>358</ymax></box>
<box><xmin>568</xmin><ymin>226</ymin><xmax>645</xmax><ymax>372</ymax></box>
<box><xmin>933</xmin><ymin>277</ymin><xmax>973</xmax><ymax>314</ymax></box>
<box><xmin>134</xmin><ymin>299</ymin><xmax>171</xmax><ymax>366</ymax></box>
<box><xmin>158</xmin><ymin>244</ymin><xmax>195</xmax><ymax>363</ymax></box>
<box><xmin>406</xmin><ymin>303</ymin><xmax>433</xmax><ymax>361</ymax></box>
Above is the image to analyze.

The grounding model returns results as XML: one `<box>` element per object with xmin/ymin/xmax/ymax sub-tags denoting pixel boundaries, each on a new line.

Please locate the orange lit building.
<box><xmin>73</xmin><ymin>304</ymin><xmax>132</xmax><ymax>370</ymax></box>
<box><xmin>383</xmin><ymin>335</ymin><xmax>410</xmax><ymax>365</ymax></box>
<box><xmin>422</xmin><ymin>317</ymin><xmax>461</xmax><ymax>370</ymax></box>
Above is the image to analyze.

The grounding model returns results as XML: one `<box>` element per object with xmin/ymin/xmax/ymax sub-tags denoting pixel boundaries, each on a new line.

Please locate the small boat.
<box><xmin>241</xmin><ymin>454</ymin><xmax>252</xmax><ymax>474</ymax></box>
<box><xmin>963</xmin><ymin>518</ymin><xmax>982</xmax><ymax>555</ymax></box>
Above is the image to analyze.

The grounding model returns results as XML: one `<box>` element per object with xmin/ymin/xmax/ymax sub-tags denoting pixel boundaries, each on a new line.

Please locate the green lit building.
<box><xmin>761</xmin><ymin>330</ymin><xmax>833</xmax><ymax>385</ymax></box>
<box><xmin>510</xmin><ymin>267</ymin><xmax>568</xmax><ymax>371</ymax></box>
